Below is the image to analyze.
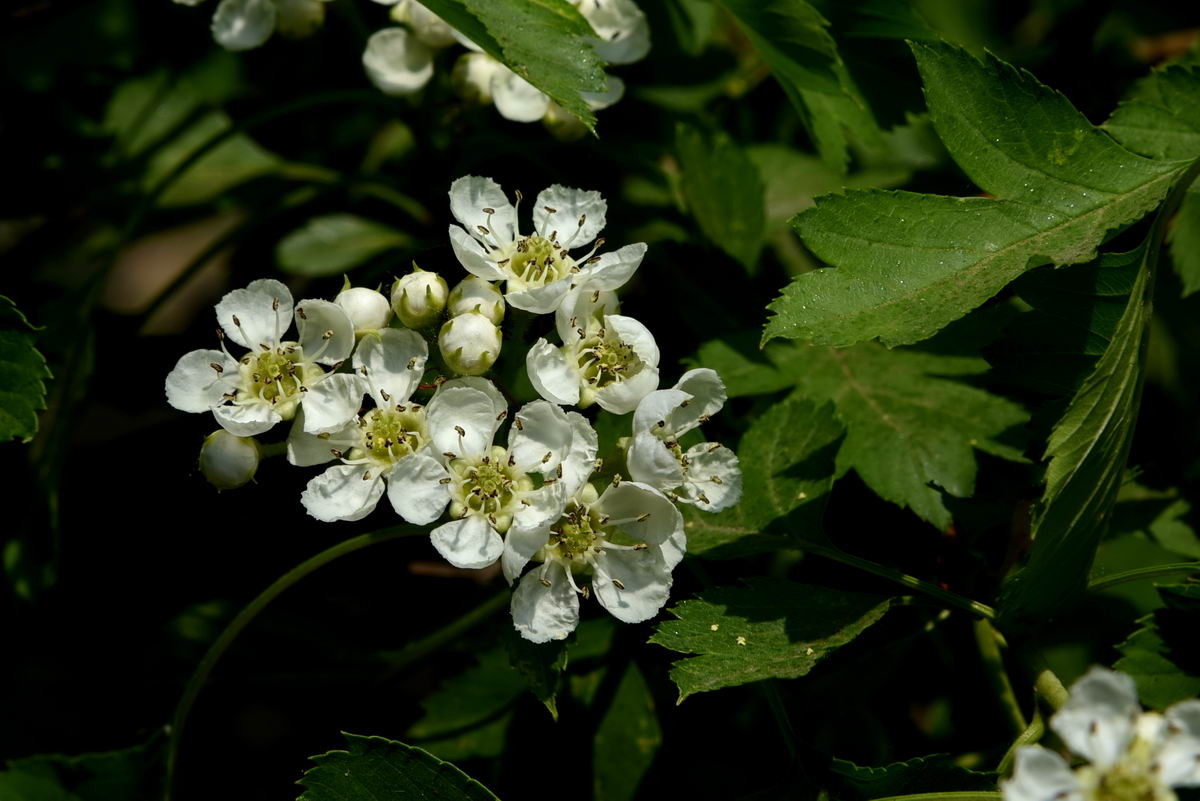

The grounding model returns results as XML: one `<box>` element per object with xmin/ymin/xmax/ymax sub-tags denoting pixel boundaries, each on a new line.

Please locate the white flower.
<box><xmin>501</xmin><ymin>413</ymin><xmax>686</xmax><ymax>643</ymax></box>
<box><xmin>439</xmin><ymin>312</ymin><xmax>502</xmax><ymax>376</ymax></box>
<box><xmin>447</xmin><ymin>176</ymin><xmax>646</xmax><ymax>314</ymax></box>
<box><xmin>625</xmin><ymin>368</ymin><xmax>742</xmax><ymax>511</ymax></box>
<box><xmin>447</xmin><ymin>276</ymin><xmax>505</xmax><ymax>325</ymax></box>
<box><xmin>165</xmin><ymin>279</ymin><xmax>359</xmax><ymax>437</ymax></box>
<box><xmin>575</xmin><ymin>0</ymin><xmax>650</xmax><ymax>65</ymax></box>
<box><xmin>427</xmin><ymin>395</ymin><xmax>583</xmax><ymax>571</ymax></box>
<box><xmin>292</xmin><ymin>327</ymin><xmax>449</xmax><ymax>524</ymax></box>
<box><xmin>391</xmin><ymin>266</ymin><xmax>448</xmax><ymax>329</ymax></box>
<box><xmin>206</xmin><ymin>0</ymin><xmax>328</xmax><ymax>51</ymax></box>
<box><xmin>526</xmin><ymin>281</ymin><xmax>659</xmax><ymax>414</ymax></box>
<box><xmin>198</xmin><ymin>430</ymin><xmax>260</xmax><ymax>490</ymax></box>
<box><xmin>363</xmin><ymin>27</ymin><xmax>436</xmax><ymax>96</ymax></box>
<box><xmin>390</xmin><ymin>0</ymin><xmax>458</xmax><ymax>47</ymax></box>
<box><xmin>335</xmin><ymin>284</ymin><xmax>392</xmax><ymax>336</ymax></box>
<box><xmin>1003</xmin><ymin>667</ymin><xmax>1200</xmax><ymax>801</ymax></box>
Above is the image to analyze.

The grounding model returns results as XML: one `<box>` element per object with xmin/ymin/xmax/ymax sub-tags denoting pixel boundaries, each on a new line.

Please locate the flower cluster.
<box><xmin>1004</xmin><ymin>667</ymin><xmax>1200</xmax><ymax>801</ymax></box>
<box><xmin>166</xmin><ymin>176</ymin><xmax>741</xmax><ymax>642</ymax></box>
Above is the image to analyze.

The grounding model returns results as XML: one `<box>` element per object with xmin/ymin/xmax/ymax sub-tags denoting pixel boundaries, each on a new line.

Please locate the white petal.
<box><xmin>595</xmin><ymin>480</ymin><xmax>686</xmax><ymax>568</ymax></box>
<box><xmin>426</xmin><ymin>385</ymin><xmax>499</xmax><ymax>458</ymax></box>
<box><xmin>286</xmin><ymin>412</ymin><xmax>359</xmax><ymax>467</ymax></box>
<box><xmin>430</xmin><ymin>514</ymin><xmax>503</xmax><ymax>569</ymax></box>
<box><xmin>526</xmin><ymin>340</ymin><xmax>580</xmax><ymax>407</ymax></box>
<box><xmin>405</xmin><ymin>0</ymin><xmax>457</xmax><ymax>47</ymax></box>
<box><xmin>449</xmin><ymin>176</ymin><xmax>516</xmax><ymax>246</ymax></box>
<box><xmin>302</xmin><ymin>463</ymin><xmax>385</xmax><ymax>522</ymax></box>
<box><xmin>490</xmin><ymin>69</ymin><xmax>550</xmax><ymax>123</ymax></box>
<box><xmin>582</xmin><ymin>75</ymin><xmax>625</xmax><ymax>111</ymax></box>
<box><xmin>509</xmin><ymin>400</ymin><xmax>574</xmax><ymax>474</ymax></box>
<box><xmin>681</xmin><ymin>443</ymin><xmax>742</xmax><ymax>512</ymax></box>
<box><xmin>608</xmin><ymin>315</ymin><xmax>659</xmax><ymax>366</ymax></box>
<box><xmin>166</xmin><ymin>349</ymin><xmax>237</xmax><ymax>413</ymax></box>
<box><xmin>511</xmin><ymin>566</ymin><xmax>579</xmax><ymax>643</ymax></box>
<box><xmin>211</xmin><ymin>0</ymin><xmax>276</xmax><ymax>51</ymax></box>
<box><xmin>1051</xmin><ymin>666</ymin><xmax>1140</xmax><ymax>767</ymax></box>
<box><xmin>353</xmin><ymin>327</ymin><xmax>427</xmax><ymax>406</ymax></box>
<box><xmin>595</xmin><ymin>366</ymin><xmax>659</xmax><ymax>415</ymax></box>
<box><xmin>579</xmin><ymin>0</ymin><xmax>650</xmax><ymax>65</ymax></box>
<box><xmin>213</xmin><ymin>401</ymin><xmax>281</xmax><ymax>437</ymax></box>
<box><xmin>583</xmin><ymin>242</ymin><xmax>646</xmax><ymax>291</ymax></box>
<box><xmin>502</xmin><ymin>525</ymin><xmax>549</xmax><ymax>585</ymax></box>
<box><xmin>560</xmin><ymin>411</ymin><xmax>599</xmax><ymax>499</ymax></box>
<box><xmin>533</xmin><ymin>185</ymin><xmax>606</xmax><ymax>247</ymax></box>
<box><xmin>216</xmin><ymin>278</ymin><xmax>293</xmax><ymax>350</ymax></box>
<box><xmin>594</xmin><ymin>549</ymin><xmax>671</xmax><ymax>624</ymax></box>
<box><xmin>513</xmin><ymin>482</ymin><xmax>568</xmax><ymax>535</ymax></box>
<box><xmin>555</xmin><ymin>281</ymin><xmax>620</xmax><ymax>343</ymax></box>
<box><xmin>363</xmin><ymin>27</ymin><xmax>434</xmax><ymax>96</ymax></box>
<box><xmin>1159</xmin><ymin>701</ymin><xmax>1200</xmax><ymax>786</ymax></box>
<box><xmin>670</xmin><ymin>368</ymin><xmax>728</xmax><ymax>434</ymax></box>
<box><xmin>438</xmin><ymin>376</ymin><xmax>507</xmax><ymax>419</ymax></box>
<box><xmin>301</xmin><ymin>373</ymin><xmax>367</xmax><ymax>434</ymax></box>
<box><xmin>1001</xmin><ymin>747</ymin><xmax>1082</xmax><ymax>801</ymax></box>
<box><xmin>449</xmin><ymin>225</ymin><xmax>506</xmax><ymax>280</ymax></box>
<box><xmin>632</xmin><ymin>388</ymin><xmax>690</xmax><ymax>436</ymax></box>
<box><xmin>626</xmin><ymin>430</ymin><xmax>683</xmax><ymax>490</ymax></box>
<box><xmin>295</xmin><ymin>298</ymin><xmax>355</xmax><ymax>366</ymax></box>
<box><xmin>386</xmin><ymin>452</ymin><xmax>451</xmax><ymax>524</ymax></box>
<box><xmin>505</xmin><ymin>280</ymin><xmax>570</xmax><ymax>314</ymax></box>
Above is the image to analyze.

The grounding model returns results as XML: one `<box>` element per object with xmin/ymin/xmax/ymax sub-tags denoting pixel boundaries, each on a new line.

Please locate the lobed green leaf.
<box><xmin>0</xmin><ymin>296</ymin><xmax>51</xmax><ymax>444</ymax></box>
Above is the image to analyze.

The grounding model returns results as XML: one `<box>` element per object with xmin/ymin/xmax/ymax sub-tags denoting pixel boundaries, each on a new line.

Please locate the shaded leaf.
<box><xmin>1105</xmin><ymin>60</ymin><xmax>1200</xmax><ymax>161</ymax></box>
<box><xmin>297</xmin><ymin>733</ymin><xmax>499</xmax><ymax>801</ymax></box>
<box><xmin>829</xmin><ymin>753</ymin><xmax>997</xmax><ymax>800</ymax></box>
<box><xmin>764</xmin><ymin>42</ymin><xmax>1186</xmax><ymax>348</ymax></box>
<box><xmin>1111</xmin><ymin>483</ymin><xmax>1200</xmax><ymax>560</ymax></box>
<box><xmin>685</xmin><ymin>335</ymin><xmax>794</xmax><ymax>398</ymax></box>
<box><xmin>593</xmin><ymin>664</ymin><xmax>661</xmax><ymax>801</ymax></box>
<box><xmin>276</xmin><ymin>214</ymin><xmax>410</xmax><ymax>277</ymax></box>
<box><xmin>0</xmin><ymin>296</ymin><xmax>51</xmax><ymax>443</ymax></box>
<box><xmin>2</xmin><ymin>739</ymin><xmax>161</xmax><ymax>801</ymax></box>
<box><xmin>502</xmin><ymin>627</ymin><xmax>567</xmax><ymax>720</ymax></box>
<box><xmin>676</xmin><ymin>125</ymin><xmax>766</xmax><ymax>272</ymax></box>
<box><xmin>650</xmin><ymin>579</ymin><xmax>891</xmax><ymax>701</ymax></box>
<box><xmin>1169</xmin><ymin>190</ymin><xmax>1200</xmax><ymax>296</ymax></box>
<box><xmin>1115</xmin><ymin>583</ymin><xmax>1200</xmax><ymax>709</ymax></box>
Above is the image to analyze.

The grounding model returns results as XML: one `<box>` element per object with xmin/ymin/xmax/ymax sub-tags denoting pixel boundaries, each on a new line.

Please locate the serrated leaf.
<box><xmin>829</xmin><ymin>753</ymin><xmax>997</xmax><ymax>800</ymax></box>
<box><xmin>684</xmin><ymin>398</ymin><xmax>843</xmax><ymax>558</ymax></box>
<box><xmin>0</xmin><ymin>296</ymin><xmax>51</xmax><ymax>443</ymax></box>
<box><xmin>297</xmin><ymin>733</ymin><xmax>499</xmax><ymax>801</ymax></box>
<box><xmin>1115</xmin><ymin>583</ymin><xmax>1200</xmax><ymax>709</ymax></box>
<box><xmin>1105</xmin><ymin>60</ymin><xmax>1200</xmax><ymax>161</ymax></box>
<box><xmin>593</xmin><ymin>664</ymin><xmax>661</xmax><ymax>801</ymax></box>
<box><xmin>1111</xmin><ymin>483</ymin><xmax>1200</xmax><ymax>560</ymax></box>
<box><xmin>650</xmin><ymin>579</ymin><xmax>891</xmax><ymax>701</ymax></box>
<box><xmin>417</xmin><ymin>0</ymin><xmax>608</xmax><ymax>131</ymax></box>
<box><xmin>1169</xmin><ymin>190</ymin><xmax>1200</xmax><ymax>296</ymax></box>
<box><xmin>502</xmin><ymin>626</ymin><xmax>567</xmax><ymax>719</ymax></box>
<box><xmin>276</xmin><ymin>215</ymin><xmax>410</xmax><ymax>277</ymax></box>
<box><xmin>764</xmin><ymin>42</ymin><xmax>1187</xmax><ymax>348</ymax></box>
<box><xmin>676</xmin><ymin>125</ymin><xmax>766</xmax><ymax>272</ymax></box>
<box><xmin>783</xmin><ymin>342</ymin><xmax>1028</xmax><ymax>529</ymax></box>
<box><xmin>685</xmin><ymin>335</ymin><xmax>794</xmax><ymax>398</ymax></box>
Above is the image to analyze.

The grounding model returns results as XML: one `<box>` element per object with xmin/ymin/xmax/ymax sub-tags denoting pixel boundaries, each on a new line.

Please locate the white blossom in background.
<box><xmin>165</xmin><ymin>279</ymin><xmax>360</xmax><ymax>438</ymax></box>
<box><xmin>198</xmin><ymin>430</ymin><xmax>261</xmax><ymax>490</ymax></box>
<box><xmin>175</xmin><ymin>0</ymin><xmax>330</xmax><ymax>51</ymax></box>
<box><xmin>1003</xmin><ymin>667</ymin><xmax>1200</xmax><ymax>801</ymax></box>
<box><xmin>626</xmin><ymin>368</ymin><xmax>742</xmax><ymax>511</ymax></box>
<box><xmin>501</xmin><ymin>412</ymin><xmax>686</xmax><ymax>643</ymax></box>
<box><xmin>391</xmin><ymin>266</ymin><xmax>448</xmax><ymax>329</ymax></box>
<box><xmin>447</xmin><ymin>176</ymin><xmax>646</xmax><ymax>314</ymax></box>
<box><xmin>527</xmin><ymin>279</ymin><xmax>659</xmax><ymax>414</ymax></box>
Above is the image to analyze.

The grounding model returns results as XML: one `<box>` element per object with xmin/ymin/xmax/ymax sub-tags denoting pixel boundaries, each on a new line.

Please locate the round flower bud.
<box><xmin>447</xmin><ymin>276</ymin><xmax>505</xmax><ymax>325</ymax></box>
<box><xmin>439</xmin><ymin>312</ymin><xmax>502</xmax><ymax>376</ymax></box>
<box><xmin>335</xmin><ymin>285</ymin><xmax>392</xmax><ymax>336</ymax></box>
<box><xmin>391</xmin><ymin>267</ymin><xmax>448</xmax><ymax>329</ymax></box>
<box><xmin>199</xmin><ymin>430</ymin><xmax>261</xmax><ymax>490</ymax></box>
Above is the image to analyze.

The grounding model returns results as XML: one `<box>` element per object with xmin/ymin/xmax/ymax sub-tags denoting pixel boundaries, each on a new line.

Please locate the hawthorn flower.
<box><xmin>165</xmin><ymin>279</ymin><xmax>359</xmax><ymax>437</ymax></box>
<box><xmin>335</xmin><ymin>283</ymin><xmax>392</xmax><ymax>336</ymax></box>
<box><xmin>447</xmin><ymin>176</ymin><xmax>646</xmax><ymax>314</ymax></box>
<box><xmin>527</xmin><ymin>280</ymin><xmax>659</xmax><ymax>414</ymax></box>
<box><xmin>198</xmin><ymin>430</ymin><xmax>261</xmax><ymax>490</ymax></box>
<box><xmin>447</xmin><ymin>276</ymin><xmax>505</xmax><ymax>325</ymax></box>
<box><xmin>502</xmin><ymin>412</ymin><xmax>687</xmax><ymax>643</ymax></box>
<box><xmin>391</xmin><ymin>266</ymin><xmax>448</xmax><ymax>329</ymax></box>
<box><xmin>626</xmin><ymin>369</ymin><xmax>742</xmax><ymax>511</ymax></box>
<box><xmin>439</xmin><ymin>312</ymin><xmax>502</xmax><ymax>376</ymax></box>
<box><xmin>291</xmin><ymin>327</ymin><xmax>448</xmax><ymax>524</ymax></box>
<box><xmin>1003</xmin><ymin>667</ymin><xmax>1200</xmax><ymax>801</ymax></box>
<box><xmin>178</xmin><ymin>0</ymin><xmax>329</xmax><ymax>52</ymax></box>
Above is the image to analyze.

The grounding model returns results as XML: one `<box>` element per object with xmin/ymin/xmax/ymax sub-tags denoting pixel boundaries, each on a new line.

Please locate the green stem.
<box><xmin>973</xmin><ymin>619</ymin><xmax>1026</xmax><ymax>734</ymax></box>
<box><xmin>164</xmin><ymin>525</ymin><xmax>423</xmax><ymax>801</ymax></box>
<box><xmin>760</xmin><ymin>680</ymin><xmax>800</xmax><ymax>764</ymax></box>
<box><xmin>804</xmin><ymin>544</ymin><xmax>996</xmax><ymax>619</ymax></box>
<box><xmin>997</xmin><ymin>706</ymin><xmax>1044</xmax><ymax>776</ymax></box>
<box><xmin>377</xmin><ymin>589</ymin><xmax>510</xmax><ymax>675</ymax></box>
<box><xmin>1087</xmin><ymin>562</ymin><xmax>1200</xmax><ymax>592</ymax></box>
<box><xmin>870</xmin><ymin>793</ymin><xmax>1002</xmax><ymax>801</ymax></box>
<box><xmin>1034</xmin><ymin>667</ymin><xmax>1069</xmax><ymax>712</ymax></box>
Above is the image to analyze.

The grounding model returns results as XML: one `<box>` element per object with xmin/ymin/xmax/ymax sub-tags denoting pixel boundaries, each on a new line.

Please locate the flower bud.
<box><xmin>391</xmin><ymin>266</ymin><xmax>448</xmax><ymax>329</ymax></box>
<box><xmin>335</xmin><ymin>285</ymin><xmax>393</xmax><ymax>336</ymax></box>
<box><xmin>199</xmin><ymin>430</ymin><xmax>261</xmax><ymax>490</ymax></box>
<box><xmin>447</xmin><ymin>276</ymin><xmax>505</xmax><ymax>325</ymax></box>
<box><xmin>439</xmin><ymin>312</ymin><xmax>501</xmax><ymax>376</ymax></box>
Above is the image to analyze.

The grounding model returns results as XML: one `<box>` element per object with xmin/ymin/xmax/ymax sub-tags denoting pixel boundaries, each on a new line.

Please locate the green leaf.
<box><xmin>2</xmin><ymin>740</ymin><xmax>161</xmax><ymax>801</ymax></box>
<box><xmin>1105</xmin><ymin>60</ymin><xmax>1200</xmax><ymax>161</ymax></box>
<box><xmin>1169</xmin><ymin>190</ymin><xmax>1200</xmax><ymax>296</ymax></box>
<box><xmin>764</xmin><ymin>42</ymin><xmax>1187</xmax><ymax>348</ymax></box>
<box><xmin>685</xmin><ymin>335</ymin><xmax>794</xmax><ymax>398</ymax></box>
<box><xmin>784</xmin><ymin>343</ymin><xmax>1028</xmax><ymax>530</ymax></box>
<box><xmin>1115</xmin><ymin>583</ymin><xmax>1200</xmax><ymax>709</ymax></box>
<box><xmin>0</xmin><ymin>296</ymin><xmax>51</xmax><ymax>443</ymax></box>
<box><xmin>502</xmin><ymin>627</ymin><xmax>567</xmax><ymax>720</ymax></box>
<box><xmin>276</xmin><ymin>215</ymin><xmax>410</xmax><ymax>277</ymax></box>
<box><xmin>829</xmin><ymin>754</ymin><xmax>996</xmax><ymax>800</ymax></box>
<box><xmin>417</xmin><ymin>0</ymin><xmax>608</xmax><ymax>131</ymax></box>
<box><xmin>676</xmin><ymin>125</ymin><xmax>767</xmax><ymax>272</ymax></box>
<box><xmin>593</xmin><ymin>664</ymin><xmax>661</xmax><ymax>801</ymax></box>
<box><xmin>683</xmin><ymin>398</ymin><xmax>844</xmax><ymax>558</ymax></box>
<box><xmin>297</xmin><ymin>733</ymin><xmax>500</xmax><ymax>801</ymax></box>
<box><xmin>650</xmin><ymin>579</ymin><xmax>891</xmax><ymax>701</ymax></box>
<box><xmin>1111</xmin><ymin>484</ymin><xmax>1200</xmax><ymax>560</ymax></box>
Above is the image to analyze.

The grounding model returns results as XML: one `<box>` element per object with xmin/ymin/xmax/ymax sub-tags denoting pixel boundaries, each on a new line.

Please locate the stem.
<box><xmin>1034</xmin><ymin>667</ymin><xmax>1069</xmax><ymax>712</ymax></box>
<box><xmin>164</xmin><ymin>525</ymin><xmax>424</xmax><ymax>801</ymax></box>
<box><xmin>377</xmin><ymin>589</ymin><xmax>510</xmax><ymax>675</ymax></box>
<box><xmin>973</xmin><ymin>619</ymin><xmax>1026</xmax><ymax>734</ymax></box>
<box><xmin>997</xmin><ymin>706</ymin><xmax>1044</xmax><ymax>776</ymax></box>
<box><xmin>804</xmin><ymin>544</ymin><xmax>996</xmax><ymax>619</ymax></box>
<box><xmin>870</xmin><ymin>794</ymin><xmax>1003</xmax><ymax>801</ymax></box>
<box><xmin>760</xmin><ymin>680</ymin><xmax>800</xmax><ymax>764</ymax></box>
<box><xmin>1087</xmin><ymin>562</ymin><xmax>1200</xmax><ymax>592</ymax></box>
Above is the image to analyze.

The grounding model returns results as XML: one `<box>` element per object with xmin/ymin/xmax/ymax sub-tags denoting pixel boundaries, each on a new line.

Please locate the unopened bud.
<box><xmin>439</xmin><ymin>312</ymin><xmax>501</xmax><ymax>376</ymax></box>
<box><xmin>391</xmin><ymin>266</ymin><xmax>448</xmax><ymax>329</ymax></box>
<box><xmin>199</xmin><ymin>430</ymin><xmax>261</xmax><ymax>490</ymax></box>
<box><xmin>336</xmin><ymin>285</ymin><xmax>392</xmax><ymax>336</ymax></box>
<box><xmin>447</xmin><ymin>276</ymin><xmax>505</xmax><ymax>325</ymax></box>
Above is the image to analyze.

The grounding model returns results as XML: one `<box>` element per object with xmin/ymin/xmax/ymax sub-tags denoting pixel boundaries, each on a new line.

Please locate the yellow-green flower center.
<box><xmin>236</xmin><ymin>345</ymin><xmax>321</xmax><ymax>418</ymax></box>
<box><xmin>503</xmin><ymin>235</ymin><xmax>573</xmax><ymax>289</ymax></box>
<box><xmin>576</xmin><ymin>331</ymin><xmax>642</xmax><ymax>390</ymax></box>
<box><xmin>351</xmin><ymin>406</ymin><xmax>427</xmax><ymax>466</ymax></box>
<box><xmin>448</xmin><ymin>446</ymin><xmax>533</xmax><ymax>532</ymax></box>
